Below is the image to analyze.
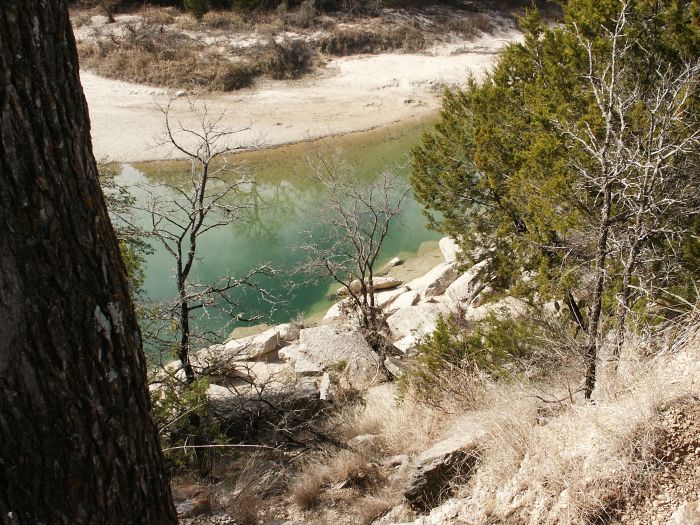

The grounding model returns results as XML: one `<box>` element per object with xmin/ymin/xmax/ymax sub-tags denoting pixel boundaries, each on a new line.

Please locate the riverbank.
<box><xmin>82</xmin><ymin>25</ymin><xmax>521</xmax><ymax>162</ymax></box>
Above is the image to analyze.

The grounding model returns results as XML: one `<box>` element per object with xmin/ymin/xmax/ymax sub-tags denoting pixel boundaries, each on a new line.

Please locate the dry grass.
<box><xmin>291</xmin><ymin>467</ymin><xmax>325</xmax><ymax>509</ymax></box>
<box><xmin>290</xmin><ymin>449</ymin><xmax>384</xmax><ymax>510</ymax></box>
<box><xmin>72</xmin><ymin>3</ymin><xmax>504</xmax><ymax>91</ymax></box>
<box><xmin>226</xmin><ymin>488</ymin><xmax>261</xmax><ymax>525</ymax></box>
<box><xmin>356</xmin><ymin>493</ymin><xmax>397</xmax><ymax>525</ymax></box>
<box><xmin>454</xmin><ymin>326</ymin><xmax>700</xmax><ymax>524</ymax></box>
<box><xmin>326</xmin><ymin>383</ymin><xmax>445</xmax><ymax>457</ymax></box>
<box><xmin>317</xmin><ymin>24</ymin><xmax>425</xmax><ymax>56</ymax></box>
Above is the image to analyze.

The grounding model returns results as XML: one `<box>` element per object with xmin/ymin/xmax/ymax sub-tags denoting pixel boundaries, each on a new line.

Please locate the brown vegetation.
<box><xmin>70</xmin><ymin>2</ymin><xmax>508</xmax><ymax>92</ymax></box>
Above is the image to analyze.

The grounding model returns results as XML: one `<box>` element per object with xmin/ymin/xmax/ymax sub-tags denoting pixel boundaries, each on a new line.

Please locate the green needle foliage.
<box><xmin>411</xmin><ymin>0</ymin><xmax>700</xmax><ymax>395</ymax></box>
<box><xmin>399</xmin><ymin>313</ymin><xmax>546</xmax><ymax>407</ymax></box>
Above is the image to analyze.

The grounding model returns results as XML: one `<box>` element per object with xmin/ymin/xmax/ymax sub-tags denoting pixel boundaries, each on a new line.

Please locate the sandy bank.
<box><xmin>82</xmin><ymin>28</ymin><xmax>521</xmax><ymax>163</ymax></box>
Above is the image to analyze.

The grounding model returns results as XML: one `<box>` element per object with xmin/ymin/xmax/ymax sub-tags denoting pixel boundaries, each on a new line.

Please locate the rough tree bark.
<box><xmin>0</xmin><ymin>2</ymin><xmax>177</xmax><ymax>524</ymax></box>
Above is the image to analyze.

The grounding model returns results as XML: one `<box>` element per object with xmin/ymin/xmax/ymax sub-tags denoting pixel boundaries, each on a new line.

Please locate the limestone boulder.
<box><xmin>337</xmin><ymin>276</ymin><xmax>402</xmax><ymax>296</ymax></box>
<box><xmin>318</xmin><ymin>372</ymin><xmax>334</xmax><ymax>401</ymax></box>
<box><xmin>439</xmin><ymin>237</ymin><xmax>462</xmax><ymax>262</ymax></box>
<box><xmin>277</xmin><ymin>322</ymin><xmax>300</xmax><ymax>342</ymax></box>
<box><xmin>393</xmin><ymin>334</ymin><xmax>420</xmax><ymax>355</ymax></box>
<box><xmin>385</xmin><ymin>290</ymin><xmax>420</xmax><ymax>316</ymax></box>
<box><xmin>669</xmin><ymin>501</ymin><xmax>700</xmax><ymax>525</ymax></box>
<box><xmin>386</xmin><ymin>301</ymin><xmax>451</xmax><ymax>341</ymax></box>
<box><xmin>196</xmin><ymin>326</ymin><xmax>281</xmax><ymax>366</ymax></box>
<box><xmin>295</xmin><ymin>324</ymin><xmax>384</xmax><ymax>389</ymax></box>
<box><xmin>324</xmin><ymin>288</ymin><xmax>407</xmax><ymax>323</ymax></box>
<box><xmin>463</xmin><ymin>296</ymin><xmax>529</xmax><ymax>322</ymax></box>
<box><xmin>278</xmin><ymin>343</ymin><xmax>300</xmax><ymax>365</ymax></box>
<box><xmin>403</xmin><ymin>424</ymin><xmax>487</xmax><ymax>510</ymax></box>
<box><xmin>406</xmin><ymin>261</ymin><xmax>459</xmax><ymax>298</ymax></box>
<box><xmin>444</xmin><ymin>261</ymin><xmax>487</xmax><ymax>306</ymax></box>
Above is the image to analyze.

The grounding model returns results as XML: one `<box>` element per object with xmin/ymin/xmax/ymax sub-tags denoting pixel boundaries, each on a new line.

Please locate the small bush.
<box><xmin>399</xmin><ymin>313</ymin><xmax>545</xmax><ymax>407</ymax></box>
<box><xmin>214</xmin><ymin>61</ymin><xmax>260</xmax><ymax>90</ymax></box>
<box><xmin>291</xmin><ymin>468</ymin><xmax>325</xmax><ymax>509</ymax></box>
<box><xmin>184</xmin><ymin>0</ymin><xmax>210</xmax><ymax>20</ymax></box>
<box><xmin>318</xmin><ymin>25</ymin><xmax>424</xmax><ymax>56</ymax></box>
<box><xmin>259</xmin><ymin>39</ymin><xmax>313</xmax><ymax>79</ymax></box>
<box><xmin>151</xmin><ymin>373</ymin><xmax>225</xmax><ymax>474</ymax></box>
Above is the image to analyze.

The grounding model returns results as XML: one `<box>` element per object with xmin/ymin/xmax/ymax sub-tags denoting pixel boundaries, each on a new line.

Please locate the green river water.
<box><xmin>117</xmin><ymin>116</ymin><xmax>440</xmax><ymax>335</ymax></box>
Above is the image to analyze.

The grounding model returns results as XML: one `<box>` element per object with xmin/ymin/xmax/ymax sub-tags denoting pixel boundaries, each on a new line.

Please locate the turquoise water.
<box><xmin>118</xmin><ymin>117</ymin><xmax>440</xmax><ymax>334</ymax></box>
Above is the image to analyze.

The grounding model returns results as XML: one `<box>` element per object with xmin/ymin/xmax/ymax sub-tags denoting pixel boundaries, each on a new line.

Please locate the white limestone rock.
<box><xmin>444</xmin><ymin>260</ymin><xmax>487</xmax><ymax>306</ymax></box>
<box><xmin>393</xmin><ymin>334</ymin><xmax>420</xmax><ymax>355</ymax></box>
<box><xmin>295</xmin><ymin>324</ymin><xmax>384</xmax><ymax>389</ymax></box>
<box><xmin>386</xmin><ymin>301</ymin><xmax>451</xmax><ymax>341</ymax></box>
<box><xmin>406</xmin><ymin>261</ymin><xmax>459</xmax><ymax>298</ymax></box>
<box><xmin>439</xmin><ymin>237</ymin><xmax>462</xmax><ymax>262</ymax></box>
<box><xmin>278</xmin><ymin>343</ymin><xmax>300</xmax><ymax>365</ymax></box>
<box><xmin>337</xmin><ymin>276</ymin><xmax>403</xmax><ymax>296</ymax></box>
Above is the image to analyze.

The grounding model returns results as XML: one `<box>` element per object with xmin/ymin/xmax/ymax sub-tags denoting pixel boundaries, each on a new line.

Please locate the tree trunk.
<box><xmin>583</xmin><ymin>181</ymin><xmax>612</xmax><ymax>400</ymax></box>
<box><xmin>179</xmin><ymin>297</ymin><xmax>196</xmax><ymax>383</ymax></box>
<box><xmin>0</xmin><ymin>2</ymin><xmax>177</xmax><ymax>523</ymax></box>
<box><xmin>613</xmin><ymin>205</ymin><xmax>647</xmax><ymax>361</ymax></box>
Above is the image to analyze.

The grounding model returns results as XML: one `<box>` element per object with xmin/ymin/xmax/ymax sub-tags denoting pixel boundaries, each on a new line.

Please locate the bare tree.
<box><xmin>300</xmin><ymin>152</ymin><xmax>409</xmax><ymax>377</ymax></box>
<box><xmin>558</xmin><ymin>2</ymin><xmax>700</xmax><ymax>397</ymax></box>
<box><xmin>140</xmin><ymin>98</ymin><xmax>274</xmax><ymax>383</ymax></box>
<box><xmin>609</xmin><ymin>61</ymin><xmax>700</xmax><ymax>354</ymax></box>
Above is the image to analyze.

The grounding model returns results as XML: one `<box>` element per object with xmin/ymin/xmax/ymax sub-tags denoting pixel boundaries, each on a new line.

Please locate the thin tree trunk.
<box><xmin>583</xmin><ymin>182</ymin><xmax>612</xmax><ymax>400</ymax></box>
<box><xmin>613</xmin><ymin>228</ymin><xmax>644</xmax><ymax>361</ymax></box>
<box><xmin>0</xmin><ymin>2</ymin><xmax>177</xmax><ymax>523</ymax></box>
<box><xmin>179</xmin><ymin>298</ymin><xmax>196</xmax><ymax>383</ymax></box>
<box><xmin>564</xmin><ymin>289</ymin><xmax>588</xmax><ymax>334</ymax></box>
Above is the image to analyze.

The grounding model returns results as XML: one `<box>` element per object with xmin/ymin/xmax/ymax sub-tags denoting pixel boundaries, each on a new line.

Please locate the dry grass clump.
<box><xmin>226</xmin><ymin>487</ymin><xmax>261</xmax><ymax>525</ymax></box>
<box><xmin>290</xmin><ymin>449</ymin><xmax>384</xmax><ymax>510</ymax></box>
<box><xmin>176</xmin><ymin>9</ymin><xmax>246</xmax><ymax>31</ymax></box>
<box><xmin>257</xmin><ymin>39</ymin><xmax>314</xmax><ymax>80</ymax></box>
<box><xmin>326</xmin><ymin>383</ymin><xmax>445</xmax><ymax>456</ymax></box>
<box><xmin>317</xmin><ymin>24</ymin><xmax>425</xmax><ymax>56</ymax></box>
<box><xmin>291</xmin><ymin>467</ymin><xmax>325</xmax><ymax>510</ymax></box>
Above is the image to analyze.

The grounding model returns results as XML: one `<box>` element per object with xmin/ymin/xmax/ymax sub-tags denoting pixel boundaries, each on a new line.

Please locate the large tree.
<box><xmin>412</xmin><ymin>0</ymin><xmax>700</xmax><ymax>399</ymax></box>
<box><xmin>0</xmin><ymin>2</ymin><xmax>177</xmax><ymax>523</ymax></box>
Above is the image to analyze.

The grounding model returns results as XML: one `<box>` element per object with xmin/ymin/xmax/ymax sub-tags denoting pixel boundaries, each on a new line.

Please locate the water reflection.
<box><xmin>118</xmin><ymin>118</ymin><xmax>440</xmax><ymax>334</ymax></box>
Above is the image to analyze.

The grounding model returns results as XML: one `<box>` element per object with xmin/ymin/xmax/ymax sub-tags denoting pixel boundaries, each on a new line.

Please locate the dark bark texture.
<box><xmin>0</xmin><ymin>2</ymin><xmax>177</xmax><ymax>523</ymax></box>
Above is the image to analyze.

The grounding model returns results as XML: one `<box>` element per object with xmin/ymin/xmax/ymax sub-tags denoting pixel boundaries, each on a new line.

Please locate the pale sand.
<box><xmin>82</xmin><ymin>27</ymin><xmax>521</xmax><ymax>163</ymax></box>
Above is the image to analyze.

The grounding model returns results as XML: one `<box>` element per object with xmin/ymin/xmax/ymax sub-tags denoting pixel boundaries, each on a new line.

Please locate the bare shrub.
<box><xmin>258</xmin><ymin>39</ymin><xmax>314</xmax><ymax>79</ymax></box>
<box><xmin>140</xmin><ymin>6</ymin><xmax>178</xmax><ymax>26</ymax></box>
<box><xmin>318</xmin><ymin>25</ymin><xmax>425</xmax><ymax>56</ymax></box>
<box><xmin>291</xmin><ymin>465</ymin><xmax>325</xmax><ymax>509</ymax></box>
<box><xmin>439</xmin><ymin>12</ymin><xmax>493</xmax><ymax>39</ymax></box>
<box><xmin>215</xmin><ymin>61</ymin><xmax>260</xmax><ymax>90</ymax></box>
<box><xmin>286</xmin><ymin>0</ymin><xmax>317</xmax><ymax>28</ymax></box>
<box><xmin>227</xmin><ymin>488</ymin><xmax>260</xmax><ymax>525</ymax></box>
<box><xmin>357</xmin><ymin>494</ymin><xmax>395</xmax><ymax>525</ymax></box>
<box><xmin>200</xmin><ymin>9</ymin><xmax>246</xmax><ymax>30</ymax></box>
